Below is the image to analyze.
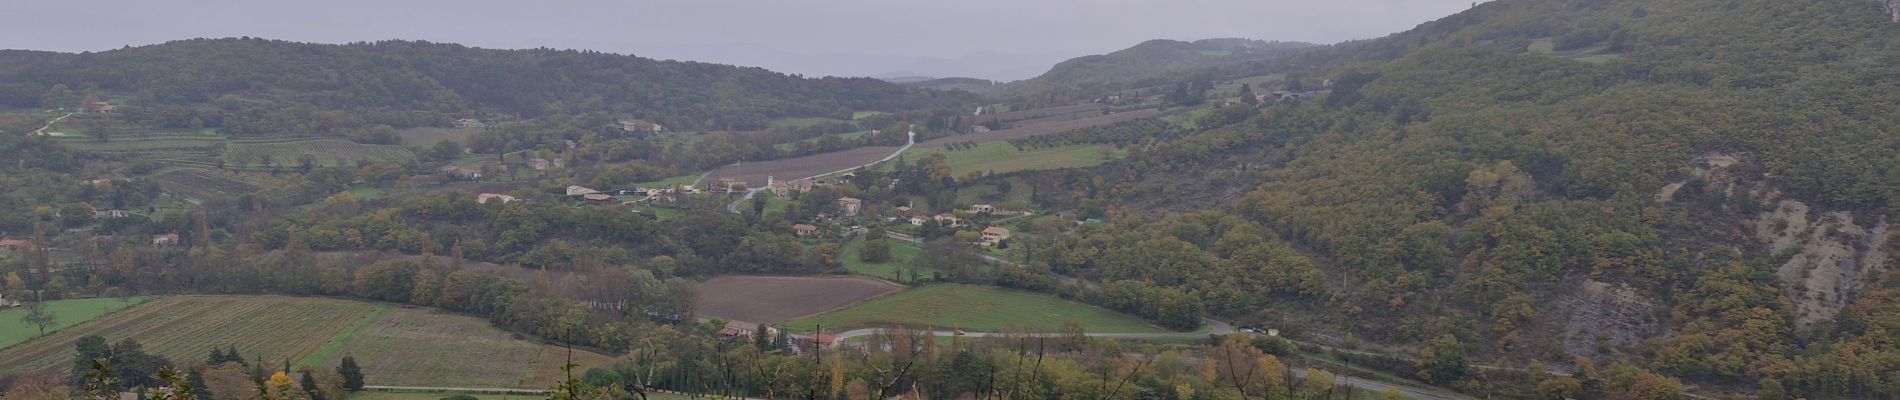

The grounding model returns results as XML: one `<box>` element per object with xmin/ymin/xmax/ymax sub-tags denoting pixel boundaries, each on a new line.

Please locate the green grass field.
<box><xmin>1162</xmin><ymin>105</ymin><xmax>1216</xmax><ymax>129</ymax></box>
<box><xmin>953</xmin><ymin>179</ymin><xmax>1033</xmax><ymax>210</ymax></box>
<box><xmin>852</xmin><ymin>111</ymin><xmax>888</xmax><ymax>120</ymax></box>
<box><xmin>903</xmin><ymin>142</ymin><xmax>1114</xmax><ymax>177</ymax></box>
<box><xmin>635</xmin><ymin>173</ymin><xmax>705</xmax><ymax>188</ymax></box>
<box><xmin>783</xmin><ymin>284</ymin><xmax>1166</xmax><ymax>333</ymax></box>
<box><xmin>0</xmin><ymin>297</ymin><xmax>150</xmax><ymax>349</ymax></box>
<box><xmin>841</xmin><ymin>237</ymin><xmax>929</xmax><ymax>281</ymax></box>
<box><xmin>227</xmin><ymin>139</ymin><xmax>414</xmax><ymax>167</ymax></box>
<box><xmin>397</xmin><ymin>127</ymin><xmax>482</xmax><ymax>147</ymax></box>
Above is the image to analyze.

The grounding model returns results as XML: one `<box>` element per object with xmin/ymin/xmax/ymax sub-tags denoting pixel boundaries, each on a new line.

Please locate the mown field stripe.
<box><xmin>299</xmin><ymin>303</ymin><xmax>391</xmax><ymax>368</ymax></box>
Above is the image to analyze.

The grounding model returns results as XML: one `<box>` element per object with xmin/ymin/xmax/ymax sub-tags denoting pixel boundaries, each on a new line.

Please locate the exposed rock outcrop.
<box><xmin>1559</xmin><ymin>280</ymin><xmax>1658</xmax><ymax>358</ymax></box>
<box><xmin>1754</xmin><ymin>198</ymin><xmax>1889</xmax><ymax>329</ymax></box>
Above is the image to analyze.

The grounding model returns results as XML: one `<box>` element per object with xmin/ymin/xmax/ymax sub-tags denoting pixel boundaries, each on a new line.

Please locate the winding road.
<box><xmin>31</xmin><ymin>112</ymin><xmax>74</xmax><ymax>136</ymax></box>
<box><xmin>726</xmin><ymin>126</ymin><xmax>915</xmax><ymax>214</ymax></box>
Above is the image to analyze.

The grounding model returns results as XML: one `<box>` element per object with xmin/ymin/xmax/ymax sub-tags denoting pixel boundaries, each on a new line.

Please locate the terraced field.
<box><xmin>226</xmin><ymin>139</ymin><xmax>414</xmax><ymax>167</ymax></box>
<box><xmin>397</xmin><ymin>127</ymin><xmax>482</xmax><ymax>147</ymax></box>
<box><xmin>783</xmin><ymin>284</ymin><xmax>1167</xmax><ymax>334</ymax></box>
<box><xmin>150</xmin><ymin>168</ymin><xmax>260</xmax><ymax>201</ymax></box>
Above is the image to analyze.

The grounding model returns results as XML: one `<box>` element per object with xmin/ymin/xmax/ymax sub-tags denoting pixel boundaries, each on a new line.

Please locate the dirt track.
<box><xmin>702</xmin><ymin>144</ymin><xmax>902</xmax><ymax>187</ymax></box>
<box><xmin>695</xmin><ymin>275</ymin><xmax>904</xmax><ymax>324</ymax></box>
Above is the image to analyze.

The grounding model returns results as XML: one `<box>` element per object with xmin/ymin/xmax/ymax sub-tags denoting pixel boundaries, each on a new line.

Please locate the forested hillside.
<box><xmin>997</xmin><ymin>38</ymin><xmax>1316</xmax><ymax>104</ymax></box>
<box><xmin>0</xmin><ymin>38</ymin><xmax>978</xmax><ymax>133</ymax></box>
<box><xmin>1002</xmin><ymin>0</ymin><xmax>1900</xmax><ymax>397</ymax></box>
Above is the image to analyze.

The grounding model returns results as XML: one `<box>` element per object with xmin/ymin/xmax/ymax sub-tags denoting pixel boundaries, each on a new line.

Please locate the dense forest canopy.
<box><xmin>0</xmin><ymin>38</ymin><xmax>980</xmax><ymax>133</ymax></box>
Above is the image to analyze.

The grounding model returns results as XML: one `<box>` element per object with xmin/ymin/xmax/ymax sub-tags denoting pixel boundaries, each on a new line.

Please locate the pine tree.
<box><xmin>753</xmin><ymin>325</ymin><xmax>771</xmax><ymax>351</ymax></box>
<box><xmin>207</xmin><ymin>347</ymin><xmax>226</xmax><ymax>365</ymax></box>
<box><xmin>336</xmin><ymin>356</ymin><xmax>364</xmax><ymax>391</ymax></box>
<box><xmin>771</xmin><ymin>327</ymin><xmax>791</xmax><ymax>352</ymax></box>
<box><xmin>187</xmin><ymin>367</ymin><xmax>212</xmax><ymax>400</ymax></box>
<box><xmin>299</xmin><ymin>370</ymin><xmax>320</xmax><ymax>400</ymax></box>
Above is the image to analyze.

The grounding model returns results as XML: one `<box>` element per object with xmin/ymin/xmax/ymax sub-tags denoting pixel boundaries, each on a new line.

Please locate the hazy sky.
<box><xmin>0</xmin><ymin>0</ymin><xmax>1484</xmax><ymax>80</ymax></box>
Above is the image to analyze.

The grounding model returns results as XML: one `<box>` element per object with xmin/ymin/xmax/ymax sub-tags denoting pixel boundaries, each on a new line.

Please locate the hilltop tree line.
<box><xmin>0</xmin><ymin>38</ymin><xmax>979</xmax><ymax>134</ymax></box>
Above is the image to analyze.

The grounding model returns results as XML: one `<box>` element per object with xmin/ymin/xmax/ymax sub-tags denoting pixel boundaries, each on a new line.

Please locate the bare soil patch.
<box><xmin>694</xmin><ymin>275</ymin><xmax>904</xmax><ymax>324</ymax></box>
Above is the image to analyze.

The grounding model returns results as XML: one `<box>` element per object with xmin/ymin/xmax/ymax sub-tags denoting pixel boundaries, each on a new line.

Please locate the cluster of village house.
<box><xmin>716</xmin><ymin>321</ymin><xmax>840</xmax><ymax>351</ymax></box>
<box><xmin>436</xmin><ymin>117</ymin><xmax>664</xmax><ymax>181</ymax></box>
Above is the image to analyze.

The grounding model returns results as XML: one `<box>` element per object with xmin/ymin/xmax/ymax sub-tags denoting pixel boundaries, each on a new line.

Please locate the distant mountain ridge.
<box><xmin>996</xmin><ymin>38</ymin><xmax>1319</xmax><ymax>101</ymax></box>
<box><xmin>0</xmin><ymin>38</ymin><xmax>979</xmax><ymax>132</ymax></box>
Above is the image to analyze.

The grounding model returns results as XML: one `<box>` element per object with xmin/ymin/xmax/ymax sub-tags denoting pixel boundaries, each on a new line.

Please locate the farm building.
<box><xmin>618</xmin><ymin>120</ymin><xmax>664</xmax><ymax>133</ymax></box>
<box><xmin>717</xmin><ymin>321</ymin><xmax>776</xmax><ymax>339</ymax></box>
<box><xmin>768</xmin><ymin>177</ymin><xmax>814</xmax><ymax>198</ymax></box>
<box><xmin>0</xmin><ymin>239</ymin><xmax>30</xmax><ymax>252</ymax></box>
<box><xmin>440</xmin><ymin>166</ymin><xmax>482</xmax><ymax>180</ymax></box>
<box><xmin>82</xmin><ymin>101</ymin><xmax>116</xmax><ymax>114</ymax></box>
<box><xmin>802</xmin><ymin>333</ymin><xmax>840</xmax><ymax>350</ymax></box>
<box><xmin>909</xmin><ymin>216</ymin><xmax>927</xmax><ymax>226</ymax></box>
<box><xmin>93</xmin><ymin>209</ymin><xmax>129</xmax><ymax>219</ymax></box>
<box><xmin>477</xmin><ymin>193</ymin><xmax>516</xmax><ymax>204</ymax></box>
<box><xmin>933</xmin><ymin>213</ymin><xmax>961</xmax><ymax>227</ymax></box>
<box><xmin>981</xmin><ymin>227</ymin><xmax>1011</xmax><ymax>246</ymax></box>
<box><xmin>526</xmin><ymin>158</ymin><xmax>564</xmax><ymax>170</ymax></box>
<box><xmin>793</xmin><ymin>224</ymin><xmax>819</xmax><ymax>237</ymax></box>
<box><xmin>837</xmin><ymin>197</ymin><xmax>862</xmax><ymax>216</ymax></box>
<box><xmin>970</xmin><ymin>204</ymin><xmax>994</xmax><ymax>214</ymax></box>
<box><xmin>152</xmin><ymin>233</ymin><xmax>180</xmax><ymax>246</ymax></box>
<box><xmin>82</xmin><ymin>179</ymin><xmax>113</xmax><ymax>187</ymax></box>
<box><xmin>455</xmin><ymin>118</ymin><xmax>486</xmax><ymax>128</ymax></box>
<box><xmin>566</xmin><ymin>186</ymin><xmax>600</xmax><ymax>196</ymax></box>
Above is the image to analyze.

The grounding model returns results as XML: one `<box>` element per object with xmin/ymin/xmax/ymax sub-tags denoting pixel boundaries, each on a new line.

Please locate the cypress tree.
<box><xmin>337</xmin><ymin>356</ymin><xmax>364</xmax><ymax>391</ymax></box>
<box><xmin>299</xmin><ymin>370</ymin><xmax>321</xmax><ymax>400</ymax></box>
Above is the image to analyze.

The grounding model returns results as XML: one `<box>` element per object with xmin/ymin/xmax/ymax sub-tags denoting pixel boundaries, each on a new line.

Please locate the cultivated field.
<box><xmin>150</xmin><ymin>168</ymin><xmax>260</xmax><ymax>200</ymax></box>
<box><xmin>226</xmin><ymin>139</ymin><xmax>414</xmax><ymax>167</ymax></box>
<box><xmin>694</xmin><ymin>275</ymin><xmax>904</xmax><ymax>324</ymax></box>
<box><xmin>0</xmin><ymin>297</ymin><xmax>150</xmax><ymax>349</ymax></box>
<box><xmin>954</xmin><ymin>104</ymin><xmax>1103</xmax><ymax>127</ymax></box>
<box><xmin>0</xmin><ymin>296</ymin><xmax>609</xmax><ymax>388</ymax></box>
<box><xmin>397</xmin><ymin>127</ymin><xmax>482</xmax><ymax>147</ymax></box>
<box><xmin>783</xmin><ymin>284</ymin><xmax>1167</xmax><ymax>334</ymax></box>
<box><xmin>700</xmin><ymin>145</ymin><xmax>902</xmax><ymax>187</ymax></box>
<box><xmin>902</xmin><ymin>142</ymin><xmax>1114</xmax><ymax>176</ymax></box>
<box><xmin>0</xmin><ymin>296</ymin><xmax>375</xmax><ymax>377</ymax></box>
<box><xmin>924</xmin><ymin>108</ymin><xmax>1162</xmax><ymax>148</ymax></box>
<box><xmin>312</xmin><ymin>307</ymin><xmax>614</xmax><ymax>388</ymax></box>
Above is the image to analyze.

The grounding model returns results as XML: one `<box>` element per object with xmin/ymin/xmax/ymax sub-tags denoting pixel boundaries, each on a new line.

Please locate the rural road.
<box><xmin>802</xmin><ymin>320</ymin><xmax>1468</xmax><ymax>400</ymax></box>
<box><xmin>363</xmin><ymin>386</ymin><xmax>551</xmax><ymax>395</ymax></box>
<box><xmin>31</xmin><ymin>112</ymin><xmax>73</xmax><ymax>136</ymax></box>
<box><xmin>812</xmin><ymin>318</ymin><xmax>1235</xmax><ymax>342</ymax></box>
<box><xmin>726</xmin><ymin>126</ymin><xmax>915</xmax><ymax>215</ymax></box>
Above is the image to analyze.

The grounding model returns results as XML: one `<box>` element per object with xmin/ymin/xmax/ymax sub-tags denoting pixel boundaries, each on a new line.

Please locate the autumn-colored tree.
<box><xmin>4</xmin><ymin>376</ymin><xmax>74</xmax><ymax>400</ymax></box>
<box><xmin>264</xmin><ymin>371</ymin><xmax>308</xmax><ymax>400</ymax></box>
